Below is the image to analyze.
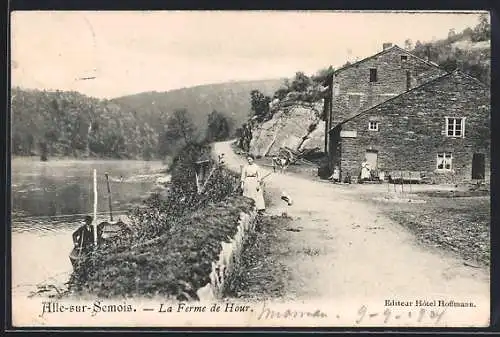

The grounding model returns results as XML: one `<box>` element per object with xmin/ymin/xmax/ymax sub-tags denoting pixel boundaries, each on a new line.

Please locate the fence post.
<box><xmin>93</xmin><ymin>169</ymin><xmax>98</xmax><ymax>247</ymax></box>
<box><xmin>400</xmin><ymin>168</ymin><xmax>404</xmax><ymax>194</ymax></box>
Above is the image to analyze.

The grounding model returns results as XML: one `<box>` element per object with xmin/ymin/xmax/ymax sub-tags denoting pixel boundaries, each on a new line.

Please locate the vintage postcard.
<box><xmin>10</xmin><ymin>10</ymin><xmax>491</xmax><ymax>328</ymax></box>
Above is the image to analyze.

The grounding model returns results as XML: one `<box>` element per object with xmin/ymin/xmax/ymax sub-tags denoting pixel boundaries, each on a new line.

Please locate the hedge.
<box><xmin>70</xmin><ymin>196</ymin><xmax>255</xmax><ymax>300</ymax></box>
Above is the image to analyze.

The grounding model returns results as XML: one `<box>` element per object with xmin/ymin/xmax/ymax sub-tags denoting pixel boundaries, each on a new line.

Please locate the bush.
<box><xmin>72</xmin><ymin>196</ymin><xmax>255</xmax><ymax>300</ymax></box>
<box><xmin>129</xmin><ymin>142</ymin><xmax>241</xmax><ymax>240</ymax></box>
<box><xmin>69</xmin><ymin>141</ymin><xmax>248</xmax><ymax>299</ymax></box>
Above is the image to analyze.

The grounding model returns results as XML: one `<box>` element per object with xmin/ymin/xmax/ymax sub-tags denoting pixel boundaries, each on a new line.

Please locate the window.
<box><xmin>401</xmin><ymin>55</ymin><xmax>408</xmax><ymax>62</ymax></box>
<box><xmin>348</xmin><ymin>94</ymin><xmax>361</xmax><ymax>108</ymax></box>
<box><xmin>369</xmin><ymin>68</ymin><xmax>378</xmax><ymax>82</ymax></box>
<box><xmin>436</xmin><ymin>153</ymin><xmax>453</xmax><ymax>171</ymax></box>
<box><xmin>368</xmin><ymin>121</ymin><xmax>379</xmax><ymax>131</ymax></box>
<box><xmin>333</xmin><ymin>83</ymin><xmax>340</xmax><ymax>96</ymax></box>
<box><xmin>445</xmin><ymin>117</ymin><xmax>465</xmax><ymax>137</ymax></box>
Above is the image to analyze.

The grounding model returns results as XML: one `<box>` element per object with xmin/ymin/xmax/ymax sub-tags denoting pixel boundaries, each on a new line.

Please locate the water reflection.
<box><xmin>11</xmin><ymin>158</ymin><xmax>167</xmax><ymax>296</ymax></box>
<box><xmin>11</xmin><ymin>158</ymin><xmax>166</xmax><ymax>227</ymax></box>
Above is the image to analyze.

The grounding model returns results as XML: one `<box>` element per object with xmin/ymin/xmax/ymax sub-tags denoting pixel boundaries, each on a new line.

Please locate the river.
<box><xmin>11</xmin><ymin>157</ymin><xmax>167</xmax><ymax>297</ymax></box>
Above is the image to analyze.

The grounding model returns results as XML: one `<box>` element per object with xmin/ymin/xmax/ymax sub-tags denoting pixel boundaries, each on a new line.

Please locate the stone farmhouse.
<box><xmin>323</xmin><ymin>43</ymin><xmax>447</xmax><ymax>156</ymax></box>
<box><xmin>322</xmin><ymin>43</ymin><xmax>490</xmax><ymax>184</ymax></box>
<box><xmin>328</xmin><ymin>70</ymin><xmax>490</xmax><ymax>184</ymax></box>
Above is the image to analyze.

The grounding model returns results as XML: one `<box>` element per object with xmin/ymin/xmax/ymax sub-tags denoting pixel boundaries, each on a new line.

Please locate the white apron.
<box><xmin>241</xmin><ymin>164</ymin><xmax>266</xmax><ymax>211</ymax></box>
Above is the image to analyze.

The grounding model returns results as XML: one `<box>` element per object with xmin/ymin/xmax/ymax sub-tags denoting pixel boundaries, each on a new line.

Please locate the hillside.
<box><xmin>111</xmin><ymin>78</ymin><xmax>284</xmax><ymax>135</ymax></box>
<box><xmin>11</xmin><ymin>78</ymin><xmax>284</xmax><ymax>160</ymax></box>
<box><xmin>410</xmin><ymin>14</ymin><xmax>490</xmax><ymax>84</ymax></box>
<box><xmin>11</xmin><ymin>87</ymin><xmax>158</xmax><ymax>160</ymax></box>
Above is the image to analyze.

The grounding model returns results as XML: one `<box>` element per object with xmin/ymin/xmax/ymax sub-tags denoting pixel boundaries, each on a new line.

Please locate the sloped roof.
<box><xmin>333</xmin><ymin>45</ymin><xmax>442</xmax><ymax>75</ymax></box>
<box><xmin>328</xmin><ymin>69</ymin><xmax>488</xmax><ymax>132</ymax></box>
<box><xmin>322</xmin><ymin>44</ymin><xmax>442</xmax><ymax>86</ymax></box>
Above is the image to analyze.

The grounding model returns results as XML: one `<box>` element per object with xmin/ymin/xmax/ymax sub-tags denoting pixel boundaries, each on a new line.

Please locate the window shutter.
<box><xmin>462</xmin><ymin>117</ymin><xmax>466</xmax><ymax>138</ymax></box>
<box><xmin>444</xmin><ymin>117</ymin><xmax>448</xmax><ymax>135</ymax></box>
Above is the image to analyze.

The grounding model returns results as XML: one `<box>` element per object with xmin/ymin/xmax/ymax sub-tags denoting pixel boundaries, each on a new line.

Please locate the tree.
<box><xmin>404</xmin><ymin>39</ymin><xmax>413</xmax><ymax>51</ymax></box>
<box><xmin>273</xmin><ymin>86</ymin><xmax>289</xmax><ymax>100</ymax></box>
<box><xmin>472</xmin><ymin>13</ymin><xmax>490</xmax><ymax>42</ymax></box>
<box><xmin>311</xmin><ymin>66</ymin><xmax>334</xmax><ymax>84</ymax></box>
<box><xmin>440</xmin><ymin>57</ymin><xmax>458</xmax><ymax>72</ymax></box>
<box><xmin>206</xmin><ymin>110</ymin><xmax>231</xmax><ymax>142</ymax></box>
<box><xmin>165</xmin><ymin>109</ymin><xmax>196</xmax><ymax>144</ymax></box>
<box><xmin>290</xmin><ymin>71</ymin><xmax>311</xmax><ymax>92</ymax></box>
<box><xmin>157</xmin><ymin>109</ymin><xmax>196</xmax><ymax>157</ymax></box>
<box><xmin>39</xmin><ymin>141</ymin><xmax>48</xmax><ymax>161</ymax></box>
<box><xmin>250</xmin><ymin>90</ymin><xmax>271</xmax><ymax>120</ymax></box>
<box><xmin>462</xmin><ymin>27</ymin><xmax>474</xmax><ymax>39</ymax></box>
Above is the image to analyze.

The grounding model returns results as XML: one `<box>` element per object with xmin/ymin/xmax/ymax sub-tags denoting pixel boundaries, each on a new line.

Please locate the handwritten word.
<box><xmin>257</xmin><ymin>302</ymin><xmax>327</xmax><ymax>320</ymax></box>
<box><xmin>355</xmin><ymin>305</ymin><xmax>446</xmax><ymax>325</ymax></box>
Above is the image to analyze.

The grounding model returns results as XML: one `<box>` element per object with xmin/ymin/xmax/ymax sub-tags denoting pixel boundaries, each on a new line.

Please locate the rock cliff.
<box><xmin>249</xmin><ymin>99</ymin><xmax>325</xmax><ymax>157</ymax></box>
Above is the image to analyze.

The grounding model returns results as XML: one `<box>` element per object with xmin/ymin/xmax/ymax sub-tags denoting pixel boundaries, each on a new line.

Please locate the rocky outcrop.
<box><xmin>298</xmin><ymin>120</ymin><xmax>325</xmax><ymax>153</ymax></box>
<box><xmin>249</xmin><ymin>99</ymin><xmax>325</xmax><ymax>157</ymax></box>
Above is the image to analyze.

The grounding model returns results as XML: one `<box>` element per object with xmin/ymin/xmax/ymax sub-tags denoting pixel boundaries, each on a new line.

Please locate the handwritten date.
<box><xmin>355</xmin><ymin>305</ymin><xmax>446</xmax><ymax>325</ymax></box>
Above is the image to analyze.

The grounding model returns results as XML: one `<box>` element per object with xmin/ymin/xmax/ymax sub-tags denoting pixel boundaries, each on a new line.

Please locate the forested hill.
<box><xmin>110</xmin><ymin>78</ymin><xmax>283</xmax><ymax>134</ymax></box>
<box><xmin>11</xmin><ymin>78</ymin><xmax>283</xmax><ymax>160</ymax></box>
<box><xmin>11</xmin><ymin>87</ymin><xmax>159</xmax><ymax>160</ymax></box>
<box><xmin>410</xmin><ymin>14</ymin><xmax>490</xmax><ymax>84</ymax></box>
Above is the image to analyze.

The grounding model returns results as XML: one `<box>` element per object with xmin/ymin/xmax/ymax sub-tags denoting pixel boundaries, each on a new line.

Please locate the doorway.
<box><xmin>365</xmin><ymin>149</ymin><xmax>378</xmax><ymax>170</ymax></box>
<box><xmin>472</xmin><ymin>153</ymin><xmax>485</xmax><ymax>179</ymax></box>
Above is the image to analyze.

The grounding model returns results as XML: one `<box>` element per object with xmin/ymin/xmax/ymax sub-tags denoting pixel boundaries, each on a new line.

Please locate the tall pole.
<box><xmin>401</xmin><ymin>167</ymin><xmax>404</xmax><ymax>194</ymax></box>
<box><xmin>104</xmin><ymin>172</ymin><xmax>113</xmax><ymax>222</ymax></box>
<box><xmin>93</xmin><ymin>169</ymin><xmax>98</xmax><ymax>246</ymax></box>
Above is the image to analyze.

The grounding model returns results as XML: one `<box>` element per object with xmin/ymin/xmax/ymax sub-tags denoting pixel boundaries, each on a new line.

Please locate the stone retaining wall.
<box><xmin>196</xmin><ymin>209</ymin><xmax>257</xmax><ymax>301</ymax></box>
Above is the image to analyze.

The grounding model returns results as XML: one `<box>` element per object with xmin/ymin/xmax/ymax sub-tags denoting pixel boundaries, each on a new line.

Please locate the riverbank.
<box><xmin>61</xmin><ymin>142</ymin><xmax>261</xmax><ymax>300</ymax></box>
<box><xmin>11</xmin><ymin>157</ymin><xmax>171</xmax><ymax>300</ymax></box>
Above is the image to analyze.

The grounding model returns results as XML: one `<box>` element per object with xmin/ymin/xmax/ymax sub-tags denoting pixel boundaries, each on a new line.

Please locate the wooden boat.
<box><xmin>69</xmin><ymin>170</ymin><xmax>131</xmax><ymax>271</ymax></box>
<box><xmin>69</xmin><ymin>246</ymin><xmax>88</xmax><ymax>269</ymax></box>
<box><xmin>69</xmin><ymin>220</ymin><xmax>132</xmax><ymax>268</ymax></box>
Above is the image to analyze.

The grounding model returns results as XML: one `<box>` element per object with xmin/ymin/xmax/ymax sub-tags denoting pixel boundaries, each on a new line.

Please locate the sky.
<box><xmin>11</xmin><ymin>11</ymin><xmax>487</xmax><ymax>99</ymax></box>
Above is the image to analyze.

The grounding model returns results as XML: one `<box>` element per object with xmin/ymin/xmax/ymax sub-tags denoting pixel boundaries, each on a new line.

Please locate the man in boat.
<box><xmin>72</xmin><ymin>215</ymin><xmax>99</xmax><ymax>253</ymax></box>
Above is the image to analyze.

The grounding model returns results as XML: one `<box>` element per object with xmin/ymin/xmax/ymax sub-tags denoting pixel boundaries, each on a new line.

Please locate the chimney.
<box><xmin>383</xmin><ymin>42</ymin><xmax>393</xmax><ymax>51</ymax></box>
<box><xmin>406</xmin><ymin>70</ymin><xmax>411</xmax><ymax>91</ymax></box>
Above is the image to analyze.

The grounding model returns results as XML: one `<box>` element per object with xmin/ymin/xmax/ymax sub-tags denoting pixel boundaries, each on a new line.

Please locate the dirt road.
<box><xmin>213</xmin><ymin>141</ymin><xmax>489</xmax><ymax>307</ymax></box>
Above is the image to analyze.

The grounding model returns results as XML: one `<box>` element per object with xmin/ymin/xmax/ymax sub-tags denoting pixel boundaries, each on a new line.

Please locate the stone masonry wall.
<box><xmin>330</xmin><ymin>46</ymin><xmax>447</xmax><ymax>127</ymax></box>
<box><xmin>337</xmin><ymin>71</ymin><xmax>490</xmax><ymax>184</ymax></box>
<box><xmin>196</xmin><ymin>209</ymin><xmax>257</xmax><ymax>301</ymax></box>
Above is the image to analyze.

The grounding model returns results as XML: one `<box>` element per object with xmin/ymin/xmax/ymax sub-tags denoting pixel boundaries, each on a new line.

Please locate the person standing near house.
<box><xmin>329</xmin><ymin>165</ymin><xmax>340</xmax><ymax>182</ymax></box>
<box><xmin>360</xmin><ymin>158</ymin><xmax>371</xmax><ymax>181</ymax></box>
<box><xmin>240</xmin><ymin>155</ymin><xmax>266</xmax><ymax>214</ymax></box>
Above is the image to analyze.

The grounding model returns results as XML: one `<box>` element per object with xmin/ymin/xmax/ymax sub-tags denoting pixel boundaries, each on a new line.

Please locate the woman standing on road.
<box><xmin>240</xmin><ymin>155</ymin><xmax>266</xmax><ymax>213</ymax></box>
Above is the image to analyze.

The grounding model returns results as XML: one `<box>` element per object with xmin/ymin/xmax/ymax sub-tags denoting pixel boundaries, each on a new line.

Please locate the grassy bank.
<box><xmin>71</xmin><ymin>196</ymin><xmax>254</xmax><ymax>300</ymax></box>
<box><xmin>68</xmin><ymin>142</ymin><xmax>257</xmax><ymax>299</ymax></box>
<box><xmin>226</xmin><ymin>214</ymin><xmax>292</xmax><ymax>301</ymax></box>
